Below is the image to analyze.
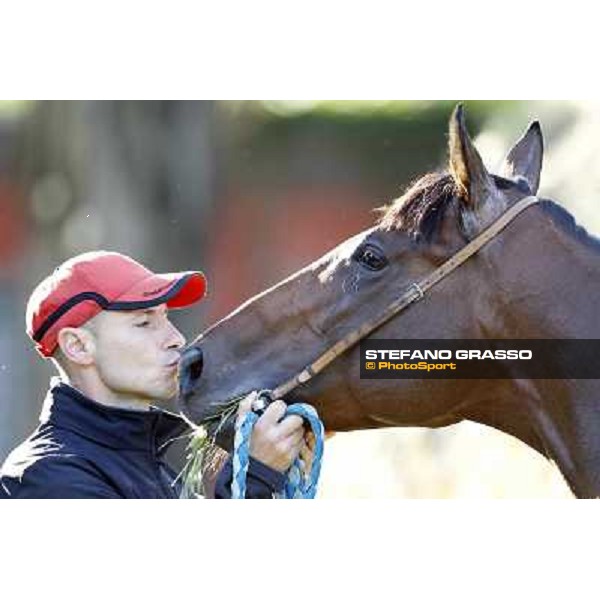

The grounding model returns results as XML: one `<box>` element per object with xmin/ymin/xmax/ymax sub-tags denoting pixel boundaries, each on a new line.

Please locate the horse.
<box><xmin>177</xmin><ymin>104</ymin><xmax>600</xmax><ymax>498</ymax></box>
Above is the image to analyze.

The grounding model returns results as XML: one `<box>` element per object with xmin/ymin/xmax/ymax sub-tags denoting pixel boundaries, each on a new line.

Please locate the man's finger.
<box><xmin>290</xmin><ymin>428</ymin><xmax>305</xmax><ymax>446</ymax></box>
<box><xmin>277</xmin><ymin>414</ymin><xmax>304</xmax><ymax>438</ymax></box>
<box><xmin>256</xmin><ymin>400</ymin><xmax>287</xmax><ymax>427</ymax></box>
<box><xmin>281</xmin><ymin>429</ymin><xmax>304</xmax><ymax>455</ymax></box>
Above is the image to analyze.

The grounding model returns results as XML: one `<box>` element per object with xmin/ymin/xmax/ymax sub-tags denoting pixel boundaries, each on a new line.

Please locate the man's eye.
<box><xmin>135</xmin><ymin>320</ymin><xmax>151</xmax><ymax>328</ymax></box>
<box><xmin>353</xmin><ymin>245</ymin><xmax>388</xmax><ymax>271</ymax></box>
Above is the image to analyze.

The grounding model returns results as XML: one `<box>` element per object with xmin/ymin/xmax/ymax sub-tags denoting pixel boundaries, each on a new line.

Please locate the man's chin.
<box><xmin>150</xmin><ymin>383</ymin><xmax>179</xmax><ymax>405</ymax></box>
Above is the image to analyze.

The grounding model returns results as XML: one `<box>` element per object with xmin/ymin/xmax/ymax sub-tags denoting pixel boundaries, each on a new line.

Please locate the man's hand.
<box><xmin>237</xmin><ymin>393</ymin><xmax>305</xmax><ymax>473</ymax></box>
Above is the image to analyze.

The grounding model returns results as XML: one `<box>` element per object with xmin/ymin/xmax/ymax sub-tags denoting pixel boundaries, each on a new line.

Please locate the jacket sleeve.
<box><xmin>1</xmin><ymin>456</ymin><xmax>123</xmax><ymax>499</ymax></box>
<box><xmin>214</xmin><ymin>455</ymin><xmax>286</xmax><ymax>499</ymax></box>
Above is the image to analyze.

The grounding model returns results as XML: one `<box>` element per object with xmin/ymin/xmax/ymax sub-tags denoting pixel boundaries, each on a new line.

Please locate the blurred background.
<box><xmin>1</xmin><ymin>100</ymin><xmax>597</xmax><ymax>498</ymax></box>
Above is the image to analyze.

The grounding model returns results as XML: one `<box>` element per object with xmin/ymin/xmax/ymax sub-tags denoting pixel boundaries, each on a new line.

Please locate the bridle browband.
<box><xmin>264</xmin><ymin>195</ymin><xmax>540</xmax><ymax>402</ymax></box>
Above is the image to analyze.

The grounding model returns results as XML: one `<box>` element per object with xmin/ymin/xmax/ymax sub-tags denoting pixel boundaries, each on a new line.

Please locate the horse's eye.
<box><xmin>354</xmin><ymin>245</ymin><xmax>388</xmax><ymax>271</ymax></box>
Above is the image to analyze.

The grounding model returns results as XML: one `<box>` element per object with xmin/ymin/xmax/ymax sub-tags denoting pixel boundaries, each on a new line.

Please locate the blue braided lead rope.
<box><xmin>231</xmin><ymin>403</ymin><xmax>325</xmax><ymax>499</ymax></box>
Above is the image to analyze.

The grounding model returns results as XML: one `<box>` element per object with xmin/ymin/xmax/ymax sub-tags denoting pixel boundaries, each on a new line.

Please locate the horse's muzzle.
<box><xmin>179</xmin><ymin>346</ymin><xmax>204</xmax><ymax>397</ymax></box>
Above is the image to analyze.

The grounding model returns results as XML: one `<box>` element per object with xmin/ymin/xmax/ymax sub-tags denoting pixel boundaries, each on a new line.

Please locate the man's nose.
<box><xmin>179</xmin><ymin>346</ymin><xmax>204</xmax><ymax>396</ymax></box>
<box><xmin>166</xmin><ymin>320</ymin><xmax>186</xmax><ymax>350</ymax></box>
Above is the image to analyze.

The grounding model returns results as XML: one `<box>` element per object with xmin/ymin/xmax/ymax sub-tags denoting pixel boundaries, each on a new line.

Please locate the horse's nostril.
<box><xmin>180</xmin><ymin>347</ymin><xmax>204</xmax><ymax>394</ymax></box>
<box><xmin>189</xmin><ymin>352</ymin><xmax>204</xmax><ymax>381</ymax></box>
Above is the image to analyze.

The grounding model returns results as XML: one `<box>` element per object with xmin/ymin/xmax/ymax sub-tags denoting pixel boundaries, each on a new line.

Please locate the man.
<box><xmin>0</xmin><ymin>251</ymin><xmax>307</xmax><ymax>499</ymax></box>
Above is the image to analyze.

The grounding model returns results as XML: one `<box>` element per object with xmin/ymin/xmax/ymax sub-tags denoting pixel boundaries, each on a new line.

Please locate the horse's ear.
<box><xmin>500</xmin><ymin>121</ymin><xmax>543</xmax><ymax>194</ymax></box>
<box><xmin>449</xmin><ymin>104</ymin><xmax>495</xmax><ymax>208</ymax></box>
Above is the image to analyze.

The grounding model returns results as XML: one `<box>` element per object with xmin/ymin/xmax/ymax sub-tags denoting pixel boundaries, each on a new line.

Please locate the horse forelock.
<box><xmin>376</xmin><ymin>172</ymin><xmax>459</xmax><ymax>241</ymax></box>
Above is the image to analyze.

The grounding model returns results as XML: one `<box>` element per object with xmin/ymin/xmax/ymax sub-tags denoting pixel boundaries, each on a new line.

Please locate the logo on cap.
<box><xmin>142</xmin><ymin>283</ymin><xmax>173</xmax><ymax>297</ymax></box>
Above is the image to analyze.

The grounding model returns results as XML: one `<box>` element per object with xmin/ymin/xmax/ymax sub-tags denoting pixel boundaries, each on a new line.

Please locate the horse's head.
<box><xmin>178</xmin><ymin>104</ymin><xmax>545</xmax><ymax>448</ymax></box>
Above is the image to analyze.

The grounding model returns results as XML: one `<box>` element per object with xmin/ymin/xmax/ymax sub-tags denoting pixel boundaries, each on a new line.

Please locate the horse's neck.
<box><xmin>521</xmin><ymin>377</ymin><xmax>600</xmax><ymax>498</ymax></box>
<box><xmin>466</xmin><ymin>206</ymin><xmax>600</xmax><ymax>497</ymax></box>
<box><xmin>523</xmin><ymin>222</ymin><xmax>600</xmax><ymax>496</ymax></box>
<box><xmin>497</xmin><ymin>203</ymin><xmax>600</xmax><ymax>339</ymax></box>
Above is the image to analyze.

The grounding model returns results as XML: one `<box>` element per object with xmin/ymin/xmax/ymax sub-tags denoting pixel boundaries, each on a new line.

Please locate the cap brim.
<box><xmin>111</xmin><ymin>271</ymin><xmax>207</xmax><ymax>310</ymax></box>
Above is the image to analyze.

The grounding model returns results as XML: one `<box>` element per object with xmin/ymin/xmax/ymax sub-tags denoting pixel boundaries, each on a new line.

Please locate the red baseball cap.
<box><xmin>26</xmin><ymin>251</ymin><xmax>207</xmax><ymax>358</ymax></box>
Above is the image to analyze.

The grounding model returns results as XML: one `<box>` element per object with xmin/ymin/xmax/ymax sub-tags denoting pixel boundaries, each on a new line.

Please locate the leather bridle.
<box><xmin>255</xmin><ymin>195</ymin><xmax>540</xmax><ymax>407</ymax></box>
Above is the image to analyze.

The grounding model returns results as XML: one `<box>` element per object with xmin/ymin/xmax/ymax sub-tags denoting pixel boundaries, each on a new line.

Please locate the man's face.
<box><xmin>89</xmin><ymin>304</ymin><xmax>186</xmax><ymax>403</ymax></box>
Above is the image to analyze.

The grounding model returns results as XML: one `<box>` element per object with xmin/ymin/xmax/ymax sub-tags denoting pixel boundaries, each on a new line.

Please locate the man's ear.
<box><xmin>56</xmin><ymin>327</ymin><xmax>96</xmax><ymax>366</ymax></box>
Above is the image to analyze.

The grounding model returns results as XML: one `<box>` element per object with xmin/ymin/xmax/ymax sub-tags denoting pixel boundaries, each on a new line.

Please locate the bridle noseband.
<box><xmin>263</xmin><ymin>195</ymin><xmax>540</xmax><ymax>402</ymax></box>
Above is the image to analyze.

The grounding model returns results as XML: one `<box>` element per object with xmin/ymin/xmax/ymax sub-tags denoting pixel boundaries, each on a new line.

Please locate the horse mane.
<box><xmin>377</xmin><ymin>172</ymin><xmax>459</xmax><ymax>241</ymax></box>
<box><xmin>540</xmin><ymin>199</ymin><xmax>600</xmax><ymax>252</ymax></box>
<box><xmin>378</xmin><ymin>171</ymin><xmax>600</xmax><ymax>252</ymax></box>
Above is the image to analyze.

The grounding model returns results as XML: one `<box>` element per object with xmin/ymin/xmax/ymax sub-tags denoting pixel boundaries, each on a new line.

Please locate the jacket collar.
<box><xmin>40</xmin><ymin>378</ymin><xmax>190</xmax><ymax>454</ymax></box>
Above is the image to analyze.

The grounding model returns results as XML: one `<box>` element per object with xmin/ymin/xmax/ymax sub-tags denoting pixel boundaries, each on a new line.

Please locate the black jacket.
<box><xmin>0</xmin><ymin>380</ymin><xmax>285</xmax><ymax>499</ymax></box>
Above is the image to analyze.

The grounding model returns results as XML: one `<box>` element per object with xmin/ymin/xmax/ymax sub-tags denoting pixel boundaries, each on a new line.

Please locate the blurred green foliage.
<box><xmin>221</xmin><ymin>100</ymin><xmax>511</xmax><ymax>199</ymax></box>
